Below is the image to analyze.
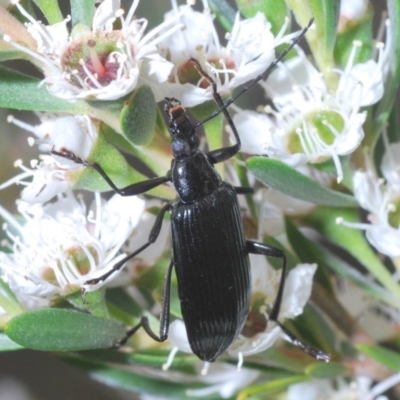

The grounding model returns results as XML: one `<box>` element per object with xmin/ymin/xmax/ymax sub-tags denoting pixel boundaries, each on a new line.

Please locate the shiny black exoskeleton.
<box><xmin>52</xmin><ymin>19</ymin><xmax>329</xmax><ymax>363</ymax></box>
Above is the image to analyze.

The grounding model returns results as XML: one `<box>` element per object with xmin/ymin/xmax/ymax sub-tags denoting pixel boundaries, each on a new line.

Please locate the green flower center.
<box><xmin>287</xmin><ymin>110</ymin><xmax>345</xmax><ymax>156</ymax></box>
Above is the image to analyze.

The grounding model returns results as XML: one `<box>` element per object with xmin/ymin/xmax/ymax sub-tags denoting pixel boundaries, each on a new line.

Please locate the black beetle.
<box><xmin>52</xmin><ymin>18</ymin><xmax>329</xmax><ymax>363</ymax></box>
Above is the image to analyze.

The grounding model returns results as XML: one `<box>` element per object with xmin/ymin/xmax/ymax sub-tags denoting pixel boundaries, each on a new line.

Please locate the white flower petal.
<box><xmin>232</xmin><ymin>111</ymin><xmax>272</xmax><ymax>154</ymax></box>
<box><xmin>280</xmin><ymin>263</ymin><xmax>317</xmax><ymax>319</ymax></box>
<box><xmin>366</xmin><ymin>226</ymin><xmax>400</xmax><ymax>257</ymax></box>
<box><xmin>168</xmin><ymin>319</ymin><xmax>193</xmax><ymax>353</ymax></box>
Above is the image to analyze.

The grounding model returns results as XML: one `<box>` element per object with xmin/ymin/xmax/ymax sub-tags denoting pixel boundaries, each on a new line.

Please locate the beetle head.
<box><xmin>165</xmin><ymin>97</ymin><xmax>200</xmax><ymax>158</ymax></box>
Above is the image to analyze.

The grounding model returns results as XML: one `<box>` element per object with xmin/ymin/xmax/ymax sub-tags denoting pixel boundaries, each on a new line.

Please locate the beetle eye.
<box><xmin>171</xmin><ymin>137</ymin><xmax>190</xmax><ymax>157</ymax></box>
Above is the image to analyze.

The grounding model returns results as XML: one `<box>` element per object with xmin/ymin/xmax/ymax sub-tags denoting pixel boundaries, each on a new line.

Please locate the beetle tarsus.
<box><xmin>274</xmin><ymin>320</ymin><xmax>331</xmax><ymax>362</ymax></box>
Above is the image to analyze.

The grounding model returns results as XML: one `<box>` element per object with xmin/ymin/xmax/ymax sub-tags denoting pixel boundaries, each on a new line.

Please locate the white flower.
<box><xmin>0</xmin><ymin>114</ymin><xmax>98</xmax><ymax>203</ymax></box>
<box><xmin>5</xmin><ymin>0</ymin><xmax>182</xmax><ymax>100</ymax></box>
<box><xmin>337</xmin><ymin>144</ymin><xmax>400</xmax><ymax>257</ymax></box>
<box><xmin>0</xmin><ymin>192</ymin><xmax>146</xmax><ymax>309</ymax></box>
<box><xmin>150</xmin><ymin>1</ymin><xmax>291</xmax><ymax>106</ymax></box>
<box><xmin>234</xmin><ymin>37</ymin><xmax>388</xmax><ymax>182</ymax></box>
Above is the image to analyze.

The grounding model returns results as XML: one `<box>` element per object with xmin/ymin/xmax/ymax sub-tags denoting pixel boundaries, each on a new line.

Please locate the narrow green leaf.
<box><xmin>247</xmin><ymin>157</ymin><xmax>358</xmax><ymax>207</ymax></box>
<box><xmin>120</xmin><ymin>85</ymin><xmax>156</xmax><ymax>146</ymax></box>
<box><xmin>305</xmin><ymin>362</ymin><xmax>347</xmax><ymax>378</ymax></box>
<box><xmin>5</xmin><ymin>308</ymin><xmax>126</xmax><ymax>351</ymax></box>
<box><xmin>0</xmin><ymin>66</ymin><xmax>87</xmax><ymax>113</ymax></box>
<box><xmin>334</xmin><ymin>7</ymin><xmax>373</xmax><ymax>68</ymax></box>
<box><xmin>0</xmin><ymin>277</ymin><xmax>24</xmax><ymax>317</ymax></box>
<box><xmin>71</xmin><ymin>0</ymin><xmax>95</xmax><ymax>28</ymax></box>
<box><xmin>288</xmin><ymin>304</ymin><xmax>337</xmax><ymax>356</ymax></box>
<box><xmin>0</xmin><ymin>47</ymin><xmax>25</xmax><ymax>62</ymax></box>
<box><xmin>31</xmin><ymin>0</ymin><xmax>63</xmax><ymax>24</ymax></box>
<box><xmin>71</xmin><ymin>131</ymin><xmax>173</xmax><ymax>200</ymax></box>
<box><xmin>285</xmin><ymin>217</ymin><xmax>333</xmax><ymax>292</ymax></box>
<box><xmin>106</xmin><ymin>288</ymin><xmax>142</xmax><ymax>326</ymax></box>
<box><xmin>101</xmin><ymin>124</ymin><xmax>173</xmax><ymax>180</ymax></box>
<box><xmin>0</xmin><ymin>67</ymin><xmax>122</xmax><ymax>132</ymax></box>
<box><xmin>306</xmin><ymin>207</ymin><xmax>400</xmax><ymax>303</ymax></box>
<box><xmin>286</xmin><ymin>0</ymin><xmax>339</xmax><ymax>84</ymax></box>
<box><xmin>0</xmin><ymin>333</ymin><xmax>23</xmax><ymax>352</ymax></box>
<box><xmin>238</xmin><ymin>375</ymin><xmax>307</xmax><ymax>399</ymax></box>
<box><xmin>209</xmin><ymin>0</ymin><xmax>236</xmax><ymax>31</ymax></box>
<box><xmin>356</xmin><ymin>344</ymin><xmax>400</xmax><ymax>372</ymax></box>
<box><xmin>368</xmin><ymin>0</ymin><xmax>400</xmax><ymax>150</ymax></box>
<box><xmin>307</xmin><ymin>0</ymin><xmax>339</xmax><ymax>51</ymax></box>
<box><xmin>236</xmin><ymin>0</ymin><xmax>288</xmax><ymax>36</ymax></box>
<box><xmin>67</xmin><ymin>289</ymin><xmax>109</xmax><ymax>319</ymax></box>
<box><xmin>0</xmin><ymin>277</ymin><xmax>20</xmax><ymax>306</ymax></box>
<box><xmin>62</xmin><ymin>355</ymin><xmax>216</xmax><ymax>399</ymax></box>
<box><xmin>287</xmin><ymin>210</ymin><xmax>395</xmax><ymax>306</ymax></box>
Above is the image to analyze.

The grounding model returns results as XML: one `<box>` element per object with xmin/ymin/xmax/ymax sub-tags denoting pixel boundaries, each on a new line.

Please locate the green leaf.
<box><xmin>288</xmin><ymin>304</ymin><xmax>337</xmax><ymax>356</ymax></box>
<box><xmin>287</xmin><ymin>214</ymin><xmax>395</xmax><ymax>305</ymax></box>
<box><xmin>368</xmin><ymin>0</ymin><xmax>400</xmax><ymax>150</ymax></box>
<box><xmin>247</xmin><ymin>157</ymin><xmax>358</xmax><ymax>207</ymax></box>
<box><xmin>0</xmin><ymin>277</ymin><xmax>24</xmax><ymax>317</ymax></box>
<box><xmin>0</xmin><ymin>67</ymin><xmax>124</xmax><ymax>133</ymax></box>
<box><xmin>286</xmin><ymin>0</ymin><xmax>339</xmax><ymax>85</ymax></box>
<box><xmin>67</xmin><ymin>289</ymin><xmax>109</xmax><ymax>319</ymax></box>
<box><xmin>334</xmin><ymin>6</ymin><xmax>373</xmax><ymax>68</ymax></box>
<box><xmin>306</xmin><ymin>207</ymin><xmax>400</xmax><ymax>304</ymax></box>
<box><xmin>5</xmin><ymin>308</ymin><xmax>126</xmax><ymax>351</ymax></box>
<box><xmin>305</xmin><ymin>362</ymin><xmax>347</xmax><ymax>378</ymax></box>
<box><xmin>101</xmin><ymin>124</ymin><xmax>173</xmax><ymax>179</ymax></box>
<box><xmin>237</xmin><ymin>375</ymin><xmax>308</xmax><ymax>399</ymax></box>
<box><xmin>356</xmin><ymin>344</ymin><xmax>400</xmax><ymax>372</ymax></box>
<box><xmin>236</xmin><ymin>0</ymin><xmax>288</xmax><ymax>36</ymax></box>
<box><xmin>285</xmin><ymin>217</ymin><xmax>333</xmax><ymax>292</ymax></box>
<box><xmin>61</xmin><ymin>355</ymin><xmax>216</xmax><ymax>399</ymax></box>
<box><xmin>71</xmin><ymin>0</ymin><xmax>95</xmax><ymax>28</ymax></box>
<box><xmin>209</xmin><ymin>0</ymin><xmax>236</xmax><ymax>31</ymax></box>
<box><xmin>120</xmin><ymin>85</ymin><xmax>157</xmax><ymax>146</ymax></box>
<box><xmin>0</xmin><ymin>276</ymin><xmax>20</xmax><ymax>307</ymax></box>
<box><xmin>31</xmin><ymin>0</ymin><xmax>63</xmax><ymax>24</ymax></box>
<box><xmin>106</xmin><ymin>288</ymin><xmax>142</xmax><ymax>326</ymax></box>
<box><xmin>0</xmin><ymin>47</ymin><xmax>26</xmax><ymax>62</ymax></box>
<box><xmin>0</xmin><ymin>66</ymin><xmax>87</xmax><ymax>113</ymax></box>
<box><xmin>70</xmin><ymin>131</ymin><xmax>172</xmax><ymax>200</ymax></box>
<box><xmin>0</xmin><ymin>333</ymin><xmax>23</xmax><ymax>352</ymax></box>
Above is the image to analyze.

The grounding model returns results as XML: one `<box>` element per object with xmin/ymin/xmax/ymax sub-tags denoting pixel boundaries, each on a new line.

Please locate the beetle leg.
<box><xmin>51</xmin><ymin>147</ymin><xmax>170</xmax><ymax>196</ymax></box>
<box><xmin>234</xmin><ymin>186</ymin><xmax>254</xmax><ymax>195</ymax></box>
<box><xmin>246</xmin><ymin>240</ymin><xmax>288</xmax><ymax>321</ymax></box>
<box><xmin>246</xmin><ymin>240</ymin><xmax>330</xmax><ymax>361</ymax></box>
<box><xmin>189</xmin><ymin>58</ymin><xmax>241</xmax><ymax>164</ymax></box>
<box><xmin>118</xmin><ymin>258</ymin><xmax>174</xmax><ymax>346</ymax></box>
<box><xmin>83</xmin><ymin>203</ymin><xmax>172</xmax><ymax>291</ymax></box>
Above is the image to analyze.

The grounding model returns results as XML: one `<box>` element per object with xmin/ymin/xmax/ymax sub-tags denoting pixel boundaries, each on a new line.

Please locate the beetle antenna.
<box><xmin>194</xmin><ymin>17</ymin><xmax>314</xmax><ymax>128</ymax></box>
